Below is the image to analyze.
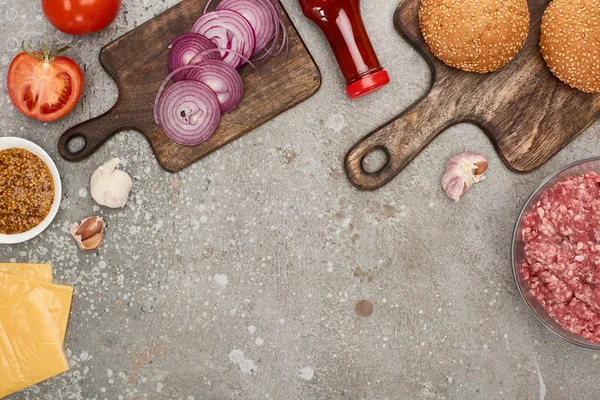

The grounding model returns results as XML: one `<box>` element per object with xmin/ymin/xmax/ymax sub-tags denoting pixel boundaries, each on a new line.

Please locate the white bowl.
<box><xmin>0</xmin><ymin>137</ymin><xmax>62</xmax><ymax>244</ymax></box>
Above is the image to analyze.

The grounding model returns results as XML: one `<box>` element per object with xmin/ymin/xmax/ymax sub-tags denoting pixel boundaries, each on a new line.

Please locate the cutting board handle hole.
<box><xmin>361</xmin><ymin>146</ymin><xmax>390</xmax><ymax>174</ymax></box>
<box><xmin>66</xmin><ymin>135</ymin><xmax>87</xmax><ymax>154</ymax></box>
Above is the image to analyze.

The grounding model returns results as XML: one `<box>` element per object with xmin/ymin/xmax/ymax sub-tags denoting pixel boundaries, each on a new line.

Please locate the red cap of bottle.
<box><xmin>345</xmin><ymin>70</ymin><xmax>390</xmax><ymax>100</ymax></box>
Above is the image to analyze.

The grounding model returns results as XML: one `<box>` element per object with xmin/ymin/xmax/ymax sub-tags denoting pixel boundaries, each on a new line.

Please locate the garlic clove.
<box><xmin>80</xmin><ymin>232</ymin><xmax>104</xmax><ymax>252</ymax></box>
<box><xmin>73</xmin><ymin>216</ymin><xmax>104</xmax><ymax>241</ymax></box>
<box><xmin>473</xmin><ymin>160</ymin><xmax>489</xmax><ymax>176</ymax></box>
<box><xmin>70</xmin><ymin>216</ymin><xmax>105</xmax><ymax>251</ymax></box>
<box><xmin>442</xmin><ymin>152</ymin><xmax>488</xmax><ymax>202</ymax></box>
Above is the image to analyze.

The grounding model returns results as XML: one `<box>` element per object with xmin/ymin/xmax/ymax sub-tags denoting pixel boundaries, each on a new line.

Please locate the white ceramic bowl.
<box><xmin>0</xmin><ymin>137</ymin><xmax>62</xmax><ymax>244</ymax></box>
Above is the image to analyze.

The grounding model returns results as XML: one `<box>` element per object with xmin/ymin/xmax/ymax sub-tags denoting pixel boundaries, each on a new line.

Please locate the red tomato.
<box><xmin>42</xmin><ymin>0</ymin><xmax>122</xmax><ymax>35</ymax></box>
<box><xmin>7</xmin><ymin>50</ymin><xmax>84</xmax><ymax>122</ymax></box>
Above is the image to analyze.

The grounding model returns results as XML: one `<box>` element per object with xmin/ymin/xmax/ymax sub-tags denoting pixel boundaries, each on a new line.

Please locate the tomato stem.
<box><xmin>21</xmin><ymin>41</ymin><xmax>71</xmax><ymax>63</ymax></box>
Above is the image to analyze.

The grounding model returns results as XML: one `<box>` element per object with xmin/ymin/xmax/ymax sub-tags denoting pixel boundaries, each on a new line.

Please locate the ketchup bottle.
<box><xmin>298</xmin><ymin>0</ymin><xmax>390</xmax><ymax>99</ymax></box>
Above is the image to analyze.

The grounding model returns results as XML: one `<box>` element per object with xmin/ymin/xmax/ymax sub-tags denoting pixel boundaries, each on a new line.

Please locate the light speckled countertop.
<box><xmin>2</xmin><ymin>0</ymin><xmax>600</xmax><ymax>399</ymax></box>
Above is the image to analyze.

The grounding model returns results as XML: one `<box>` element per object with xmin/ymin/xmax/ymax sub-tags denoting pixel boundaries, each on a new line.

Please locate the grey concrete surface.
<box><xmin>1</xmin><ymin>0</ymin><xmax>600</xmax><ymax>399</ymax></box>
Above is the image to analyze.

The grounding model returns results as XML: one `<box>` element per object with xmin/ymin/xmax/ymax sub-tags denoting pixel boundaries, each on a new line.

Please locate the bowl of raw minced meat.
<box><xmin>513</xmin><ymin>158</ymin><xmax>600</xmax><ymax>349</ymax></box>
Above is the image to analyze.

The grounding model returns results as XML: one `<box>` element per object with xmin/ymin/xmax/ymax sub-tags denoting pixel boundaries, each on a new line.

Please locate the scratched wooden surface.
<box><xmin>58</xmin><ymin>0</ymin><xmax>321</xmax><ymax>172</ymax></box>
<box><xmin>345</xmin><ymin>0</ymin><xmax>600</xmax><ymax>191</ymax></box>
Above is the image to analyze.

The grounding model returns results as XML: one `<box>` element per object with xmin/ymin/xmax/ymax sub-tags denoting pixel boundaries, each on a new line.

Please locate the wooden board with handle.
<box><xmin>345</xmin><ymin>0</ymin><xmax>600</xmax><ymax>191</ymax></box>
<box><xmin>58</xmin><ymin>0</ymin><xmax>321</xmax><ymax>173</ymax></box>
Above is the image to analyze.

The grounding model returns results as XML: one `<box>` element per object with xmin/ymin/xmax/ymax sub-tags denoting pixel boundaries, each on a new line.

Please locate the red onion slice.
<box><xmin>216</xmin><ymin>0</ymin><xmax>276</xmax><ymax>56</ymax></box>
<box><xmin>263</xmin><ymin>0</ymin><xmax>288</xmax><ymax>57</ymax></box>
<box><xmin>203</xmin><ymin>0</ymin><xmax>215</xmax><ymax>14</ymax></box>
<box><xmin>191</xmin><ymin>10</ymin><xmax>256</xmax><ymax>69</ymax></box>
<box><xmin>155</xmin><ymin>80</ymin><xmax>221</xmax><ymax>147</ymax></box>
<box><xmin>186</xmin><ymin>59</ymin><xmax>244</xmax><ymax>114</ymax></box>
<box><xmin>168</xmin><ymin>33</ymin><xmax>220</xmax><ymax>81</ymax></box>
<box><xmin>189</xmin><ymin>47</ymin><xmax>256</xmax><ymax>69</ymax></box>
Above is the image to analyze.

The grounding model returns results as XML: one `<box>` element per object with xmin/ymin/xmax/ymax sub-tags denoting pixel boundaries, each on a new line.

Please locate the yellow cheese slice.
<box><xmin>0</xmin><ymin>272</ymin><xmax>73</xmax><ymax>344</ymax></box>
<box><xmin>0</xmin><ymin>289</ymin><xmax>69</xmax><ymax>398</ymax></box>
<box><xmin>0</xmin><ymin>263</ymin><xmax>52</xmax><ymax>281</ymax></box>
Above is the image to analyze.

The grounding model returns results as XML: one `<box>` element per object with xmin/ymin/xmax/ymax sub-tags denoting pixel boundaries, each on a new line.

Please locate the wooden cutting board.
<box><xmin>344</xmin><ymin>0</ymin><xmax>600</xmax><ymax>191</ymax></box>
<box><xmin>58</xmin><ymin>0</ymin><xmax>321</xmax><ymax>172</ymax></box>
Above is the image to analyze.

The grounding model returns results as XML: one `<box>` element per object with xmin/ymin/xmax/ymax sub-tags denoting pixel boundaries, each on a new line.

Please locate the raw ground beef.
<box><xmin>522</xmin><ymin>171</ymin><xmax>600</xmax><ymax>343</ymax></box>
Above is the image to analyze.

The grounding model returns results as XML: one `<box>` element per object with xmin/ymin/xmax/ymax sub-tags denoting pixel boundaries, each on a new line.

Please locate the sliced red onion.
<box><xmin>263</xmin><ymin>0</ymin><xmax>288</xmax><ymax>57</ymax></box>
<box><xmin>191</xmin><ymin>10</ymin><xmax>256</xmax><ymax>69</ymax></box>
<box><xmin>186</xmin><ymin>59</ymin><xmax>244</xmax><ymax>114</ymax></box>
<box><xmin>155</xmin><ymin>80</ymin><xmax>221</xmax><ymax>147</ymax></box>
<box><xmin>189</xmin><ymin>47</ymin><xmax>256</xmax><ymax>69</ymax></box>
<box><xmin>168</xmin><ymin>33</ymin><xmax>220</xmax><ymax>81</ymax></box>
<box><xmin>203</xmin><ymin>0</ymin><xmax>215</xmax><ymax>14</ymax></box>
<box><xmin>216</xmin><ymin>0</ymin><xmax>276</xmax><ymax>56</ymax></box>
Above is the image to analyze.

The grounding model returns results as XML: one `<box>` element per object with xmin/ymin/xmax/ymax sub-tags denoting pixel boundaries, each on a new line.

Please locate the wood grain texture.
<box><xmin>58</xmin><ymin>0</ymin><xmax>321</xmax><ymax>173</ymax></box>
<box><xmin>345</xmin><ymin>0</ymin><xmax>600</xmax><ymax>191</ymax></box>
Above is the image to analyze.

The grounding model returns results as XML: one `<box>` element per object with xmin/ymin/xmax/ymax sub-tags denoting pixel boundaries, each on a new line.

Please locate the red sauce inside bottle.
<box><xmin>299</xmin><ymin>0</ymin><xmax>389</xmax><ymax>99</ymax></box>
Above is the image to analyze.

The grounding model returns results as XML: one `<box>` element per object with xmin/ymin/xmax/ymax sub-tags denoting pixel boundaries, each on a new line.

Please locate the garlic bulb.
<box><xmin>90</xmin><ymin>158</ymin><xmax>133</xmax><ymax>208</ymax></box>
<box><xmin>442</xmin><ymin>153</ymin><xmax>488</xmax><ymax>202</ymax></box>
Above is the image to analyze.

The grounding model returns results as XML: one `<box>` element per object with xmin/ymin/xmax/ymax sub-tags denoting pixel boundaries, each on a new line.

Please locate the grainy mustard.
<box><xmin>0</xmin><ymin>148</ymin><xmax>54</xmax><ymax>234</ymax></box>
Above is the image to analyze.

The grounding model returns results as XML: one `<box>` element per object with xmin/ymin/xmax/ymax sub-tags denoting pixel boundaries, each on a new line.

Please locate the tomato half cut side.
<box><xmin>7</xmin><ymin>52</ymin><xmax>84</xmax><ymax>122</ymax></box>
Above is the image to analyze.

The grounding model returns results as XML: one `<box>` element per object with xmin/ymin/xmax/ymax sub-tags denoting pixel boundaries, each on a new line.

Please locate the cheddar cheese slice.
<box><xmin>0</xmin><ymin>289</ymin><xmax>69</xmax><ymax>398</ymax></box>
<box><xmin>0</xmin><ymin>263</ymin><xmax>52</xmax><ymax>281</ymax></box>
<box><xmin>0</xmin><ymin>272</ymin><xmax>73</xmax><ymax>344</ymax></box>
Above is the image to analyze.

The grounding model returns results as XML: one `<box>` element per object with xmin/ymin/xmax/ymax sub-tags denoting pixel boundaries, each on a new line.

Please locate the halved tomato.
<box><xmin>7</xmin><ymin>46</ymin><xmax>84</xmax><ymax>122</ymax></box>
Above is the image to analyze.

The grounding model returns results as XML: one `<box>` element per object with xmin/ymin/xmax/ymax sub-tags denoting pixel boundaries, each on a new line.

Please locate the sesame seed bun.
<box><xmin>419</xmin><ymin>0</ymin><xmax>530</xmax><ymax>73</ymax></box>
<box><xmin>540</xmin><ymin>0</ymin><xmax>600</xmax><ymax>93</ymax></box>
